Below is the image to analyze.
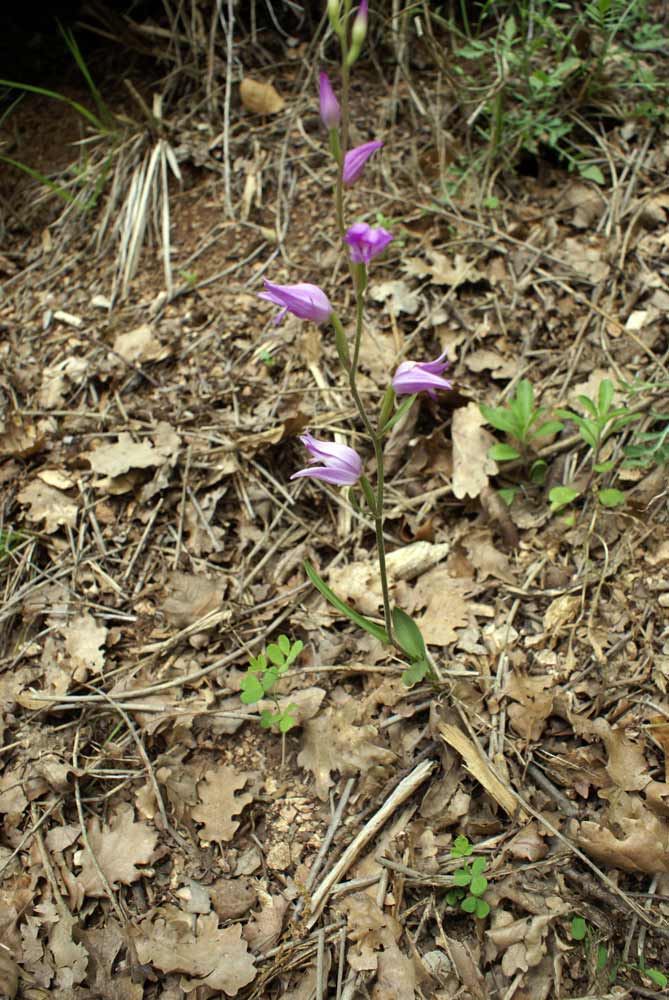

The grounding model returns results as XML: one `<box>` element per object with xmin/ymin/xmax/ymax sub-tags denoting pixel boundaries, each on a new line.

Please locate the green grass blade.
<box><xmin>0</xmin><ymin>77</ymin><xmax>105</xmax><ymax>132</ymax></box>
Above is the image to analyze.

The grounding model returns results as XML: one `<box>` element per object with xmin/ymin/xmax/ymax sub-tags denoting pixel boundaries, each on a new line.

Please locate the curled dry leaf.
<box><xmin>162</xmin><ymin>571</ymin><xmax>225</xmax><ymax>628</ymax></box>
<box><xmin>84</xmin><ymin>432</ymin><xmax>168</xmax><ymax>477</ymax></box>
<box><xmin>243</xmin><ymin>893</ymin><xmax>288</xmax><ymax>954</ymax></box>
<box><xmin>504</xmin><ymin>673</ymin><xmax>554</xmax><ymax>742</ymax></box>
<box><xmin>0</xmin><ymin>943</ymin><xmax>18</xmax><ymax>999</ymax></box>
<box><xmin>113</xmin><ymin>324</ymin><xmax>171</xmax><ymax>363</ymax></box>
<box><xmin>240</xmin><ymin>78</ymin><xmax>284</xmax><ymax>115</ymax></box>
<box><xmin>339</xmin><ymin>893</ymin><xmax>416</xmax><ymax>999</ymax></box>
<box><xmin>571</xmin><ymin>715</ymin><xmax>649</xmax><ymax>792</ymax></box>
<box><xmin>17</xmin><ymin>480</ymin><xmax>78</xmax><ymax>534</ymax></box>
<box><xmin>451</xmin><ymin>403</ymin><xmax>497</xmax><ymax>500</ymax></box>
<box><xmin>571</xmin><ymin>788</ymin><xmax>669</xmax><ymax>873</ymax></box>
<box><xmin>298</xmin><ymin>699</ymin><xmax>395</xmax><ymax>801</ymax></box>
<box><xmin>485</xmin><ymin>909</ymin><xmax>555</xmax><ymax>978</ymax></box>
<box><xmin>133</xmin><ymin>905</ymin><xmax>256</xmax><ymax>996</ymax></box>
<box><xmin>74</xmin><ymin>803</ymin><xmax>158</xmax><ymax>896</ymax></box>
<box><xmin>63</xmin><ymin>612</ymin><xmax>107</xmax><ymax>677</ymax></box>
<box><xmin>192</xmin><ymin>767</ymin><xmax>253</xmax><ymax>844</ymax></box>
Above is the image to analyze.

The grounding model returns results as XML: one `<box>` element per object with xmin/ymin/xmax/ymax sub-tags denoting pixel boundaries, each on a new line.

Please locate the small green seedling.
<box><xmin>446</xmin><ymin>835</ymin><xmax>490</xmax><ymax>920</ymax></box>
<box><xmin>240</xmin><ymin>634</ymin><xmax>302</xmax><ymax>734</ymax></box>
<box><xmin>624</xmin><ymin>414</ymin><xmax>669</xmax><ymax>469</ymax></box>
<box><xmin>480</xmin><ymin>379</ymin><xmax>563</xmax><ymax>466</ymax></box>
<box><xmin>571</xmin><ymin>915</ymin><xmax>609</xmax><ymax>976</ymax></box>
<box><xmin>571</xmin><ymin>915</ymin><xmax>668</xmax><ymax>990</ymax></box>
<box><xmin>556</xmin><ymin>379</ymin><xmax>640</xmax><ymax>470</ymax></box>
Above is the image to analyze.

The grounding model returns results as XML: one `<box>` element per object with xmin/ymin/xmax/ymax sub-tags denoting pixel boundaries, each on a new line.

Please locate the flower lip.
<box><xmin>319</xmin><ymin>71</ymin><xmax>341</xmax><ymax>130</ymax></box>
<box><xmin>392</xmin><ymin>350</ymin><xmax>452</xmax><ymax>399</ymax></box>
<box><xmin>258</xmin><ymin>280</ymin><xmax>332</xmax><ymax>325</ymax></box>
<box><xmin>342</xmin><ymin>140</ymin><xmax>383</xmax><ymax>185</ymax></box>
<box><xmin>344</xmin><ymin>221</ymin><xmax>393</xmax><ymax>264</ymax></box>
<box><xmin>290</xmin><ymin>432</ymin><xmax>362</xmax><ymax>486</ymax></box>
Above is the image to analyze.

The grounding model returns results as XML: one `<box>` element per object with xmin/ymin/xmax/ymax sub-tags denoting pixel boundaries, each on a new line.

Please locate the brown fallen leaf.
<box><xmin>63</xmin><ymin>612</ymin><xmax>107</xmax><ymax>678</ymax></box>
<box><xmin>464</xmin><ymin>529</ymin><xmax>516</xmax><ymax>584</ymax></box>
<box><xmin>17</xmin><ymin>480</ymin><xmax>78</xmax><ymax>534</ymax></box>
<box><xmin>192</xmin><ymin>767</ymin><xmax>253</xmax><ymax>843</ymax></box>
<box><xmin>339</xmin><ymin>893</ymin><xmax>416</xmax><ymax>999</ymax></box>
<box><xmin>74</xmin><ymin>803</ymin><xmax>158</xmax><ymax>895</ymax></box>
<box><xmin>0</xmin><ymin>943</ymin><xmax>18</xmax><ymax>999</ymax></box>
<box><xmin>571</xmin><ymin>788</ymin><xmax>669</xmax><ymax>873</ymax></box>
<box><xmin>84</xmin><ymin>431</ymin><xmax>173</xmax><ymax>477</ymax></box>
<box><xmin>240</xmin><ymin>78</ymin><xmax>284</xmax><ymax>115</ymax></box>
<box><xmin>162</xmin><ymin>571</ymin><xmax>225</xmax><ymax>628</ymax></box>
<box><xmin>451</xmin><ymin>403</ymin><xmax>497</xmax><ymax>499</ymax></box>
<box><xmin>243</xmin><ymin>893</ymin><xmax>288</xmax><ymax>954</ymax></box>
<box><xmin>298</xmin><ymin>699</ymin><xmax>395</xmax><ymax>801</ymax></box>
<box><xmin>133</xmin><ymin>905</ymin><xmax>256</xmax><ymax>996</ymax></box>
<box><xmin>113</xmin><ymin>324</ymin><xmax>171</xmax><ymax>363</ymax></box>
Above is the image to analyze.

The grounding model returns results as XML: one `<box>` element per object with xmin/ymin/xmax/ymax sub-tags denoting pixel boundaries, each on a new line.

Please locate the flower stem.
<box><xmin>335</xmin><ymin>0</ymin><xmax>393</xmax><ymax>644</ymax></box>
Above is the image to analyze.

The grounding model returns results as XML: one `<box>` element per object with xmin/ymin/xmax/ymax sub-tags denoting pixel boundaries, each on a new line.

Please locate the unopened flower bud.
<box><xmin>327</xmin><ymin>0</ymin><xmax>342</xmax><ymax>34</ymax></box>
<box><xmin>347</xmin><ymin>0</ymin><xmax>368</xmax><ymax>65</ymax></box>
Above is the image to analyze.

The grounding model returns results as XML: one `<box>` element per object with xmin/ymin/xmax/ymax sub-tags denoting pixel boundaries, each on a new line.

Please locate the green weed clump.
<box><xmin>446</xmin><ymin>835</ymin><xmax>491</xmax><ymax>920</ymax></box>
<box><xmin>423</xmin><ymin>0</ymin><xmax>668</xmax><ymax>193</ymax></box>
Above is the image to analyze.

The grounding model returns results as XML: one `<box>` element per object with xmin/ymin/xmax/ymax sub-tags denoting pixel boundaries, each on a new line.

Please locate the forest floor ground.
<box><xmin>2</xmin><ymin>13</ymin><xmax>669</xmax><ymax>999</ymax></box>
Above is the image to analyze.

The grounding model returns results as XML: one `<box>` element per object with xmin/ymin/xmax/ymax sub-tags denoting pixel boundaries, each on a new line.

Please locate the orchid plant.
<box><xmin>257</xmin><ymin>0</ymin><xmax>452</xmax><ymax>686</ymax></box>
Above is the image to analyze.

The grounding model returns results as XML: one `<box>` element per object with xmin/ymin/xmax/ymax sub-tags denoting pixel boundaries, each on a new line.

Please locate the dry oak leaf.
<box><xmin>17</xmin><ymin>480</ymin><xmax>78</xmax><ymax>533</ymax></box>
<box><xmin>162</xmin><ymin>571</ymin><xmax>225</xmax><ymax>628</ymax></box>
<box><xmin>571</xmin><ymin>788</ymin><xmax>669</xmax><ymax>873</ymax></box>
<box><xmin>133</xmin><ymin>905</ymin><xmax>256</xmax><ymax>996</ymax></box>
<box><xmin>298</xmin><ymin>699</ymin><xmax>395</xmax><ymax>801</ymax></box>
<box><xmin>243</xmin><ymin>893</ymin><xmax>288</xmax><ymax>954</ymax></box>
<box><xmin>113</xmin><ymin>324</ymin><xmax>171</xmax><ymax>364</ymax></box>
<box><xmin>74</xmin><ymin>803</ymin><xmax>158</xmax><ymax>895</ymax></box>
<box><xmin>571</xmin><ymin>716</ymin><xmax>649</xmax><ymax>792</ymax></box>
<box><xmin>240</xmin><ymin>77</ymin><xmax>284</xmax><ymax>114</ymax></box>
<box><xmin>451</xmin><ymin>403</ymin><xmax>497</xmax><ymax>499</ymax></box>
<box><xmin>63</xmin><ymin>612</ymin><xmax>107</xmax><ymax>675</ymax></box>
<box><xmin>192</xmin><ymin>767</ymin><xmax>253</xmax><ymax>844</ymax></box>
<box><xmin>0</xmin><ymin>943</ymin><xmax>18</xmax><ymax>999</ymax></box>
<box><xmin>339</xmin><ymin>893</ymin><xmax>416</xmax><ymax>999</ymax></box>
<box><xmin>464</xmin><ymin>529</ymin><xmax>516</xmax><ymax>584</ymax></box>
<box><xmin>83</xmin><ymin>432</ymin><xmax>166</xmax><ymax>477</ymax></box>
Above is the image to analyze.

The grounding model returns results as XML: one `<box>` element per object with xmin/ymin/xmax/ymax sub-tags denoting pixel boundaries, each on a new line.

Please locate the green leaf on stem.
<box><xmin>392</xmin><ymin>607</ymin><xmax>427</xmax><ymax>661</ymax></box>
<box><xmin>402</xmin><ymin>659</ymin><xmax>429</xmax><ymax>686</ymax></box>
<box><xmin>488</xmin><ymin>443</ymin><xmax>521</xmax><ymax>461</ymax></box>
<box><xmin>598</xmin><ymin>488</ymin><xmax>626</xmax><ymax>508</ymax></box>
<box><xmin>549</xmin><ymin>486</ymin><xmax>580</xmax><ymax>512</ymax></box>
<box><xmin>304</xmin><ymin>560</ymin><xmax>389</xmax><ymax>644</ymax></box>
<box><xmin>381</xmin><ymin>394</ymin><xmax>417</xmax><ymax>435</ymax></box>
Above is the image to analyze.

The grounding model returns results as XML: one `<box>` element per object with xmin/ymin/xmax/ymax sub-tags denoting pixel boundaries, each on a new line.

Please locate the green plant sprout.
<box><xmin>571</xmin><ymin>915</ymin><xmax>667</xmax><ymax>990</ymax></box>
<box><xmin>480</xmin><ymin>378</ymin><xmax>563</xmax><ymax>464</ymax></box>
<box><xmin>240</xmin><ymin>634</ymin><xmax>302</xmax><ymax>735</ymax></box>
<box><xmin>624</xmin><ymin>413</ymin><xmax>669</xmax><ymax>468</ymax></box>
<box><xmin>479</xmin><ymin>379</ymin><xmax>562</xmax><ymax>502</ymax></box>
<box><xmin>446</xmin><ymin>835</ymin><xmax>491</xmax><ymax>919</ymax></box>
<box><xmin>550</xmin><ymin>378</ymin><xmax>641</xmax><ymax>513</ymax></box>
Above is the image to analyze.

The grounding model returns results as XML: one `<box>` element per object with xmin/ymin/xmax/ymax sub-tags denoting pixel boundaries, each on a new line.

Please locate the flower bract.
<box><xmin>344</xmin><ymin>222</ymin><xmax>393</xmax><ymax>264</ymax></box>
<box><xmin>290</xmin><ymin>432</ymin><xmax>362</xmax><ymax>485</ymax></box>
<box><xmin>258</xmin><ymin>280</ymin><xmax>332</xmax><ymax>325</ymax></box>
<box><xmin>392</xmin><ymin>350</ymin><xmax>452</xmax><ymax>399</ymax></box>
<box><xmin>343</xmin><ymin>141</ymin><xmax>383</xmax><ymax>185</ymax></box>
<box><xmin>319</xmin><ymin>71</ymin><xmax>341</xmax><ymax>129</ymax></box>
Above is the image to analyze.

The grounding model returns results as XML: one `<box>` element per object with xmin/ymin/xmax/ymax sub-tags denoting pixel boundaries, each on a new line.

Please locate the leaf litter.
<box><xmin>1</xmin><ymin>16</ymin><xmax>669</xmax><ymax>1000</ymax></box>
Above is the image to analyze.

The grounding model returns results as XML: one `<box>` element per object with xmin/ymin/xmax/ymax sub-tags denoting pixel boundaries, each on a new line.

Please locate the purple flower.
<box><xmin>344</xmin><ymin>222</ymin><xmax>393</xmax><ymax>264</ymax></box>
<box><xmin>319</xmin><ymin>71</ymin><xmax>341</xmax><ymax>130</ymax></box>
<box><xmin>343</xmin><ymin>141</ymin><xmax>383</xmax><ymax>185</ymax></box>
<box><xmin>392</xmin><ymin>350</ymin><xmax>452</xmax><ymax>399</ymax></box>
<box><xmin>290</xmin><ymin>432</ymin><xmax>362</xmax><ymax>486</ymax></box>
<box><xmin>258</xmin><ymin>280</ymin><xmax>332</xmax><ymax>325</ymax></box>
